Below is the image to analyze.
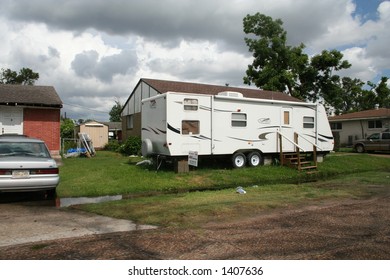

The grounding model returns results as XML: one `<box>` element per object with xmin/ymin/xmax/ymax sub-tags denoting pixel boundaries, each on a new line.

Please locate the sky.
<box><xmin>0</xmin><ymin>0</ymin><xmax>389</xmax><ymax>121</ymax></box>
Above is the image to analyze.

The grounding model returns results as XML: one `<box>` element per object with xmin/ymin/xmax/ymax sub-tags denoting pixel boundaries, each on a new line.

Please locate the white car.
<box><xmin>0</xmin><ymin>135</ymin><xmax>59</xmax><ymax>197</ymax></box>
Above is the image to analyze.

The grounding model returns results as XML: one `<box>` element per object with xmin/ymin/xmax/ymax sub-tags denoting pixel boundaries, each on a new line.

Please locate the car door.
<box><xmin>380</xmin><ymin>132</ymin><xmax>390</xmax><ymax>151</ymax></box>
<box><xmin>365</xmin><ymin>133</ymin><xmax>381</xmax><ymax>151</ymax></box>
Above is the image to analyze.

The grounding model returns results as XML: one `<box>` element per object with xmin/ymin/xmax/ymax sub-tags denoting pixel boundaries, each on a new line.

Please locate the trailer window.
<box><xmin>231</xmin><ymin>113</ymin><xmax>247</xmax><ymax>127</ymax></box>
<box><xmin>283</xmin><ymin>111</ymin><xmax>290</xmax><ymax>125</ymax></box>
<box><xmin>184</xmin><ymin>99</ymin><xmax>198</xmax><ymax>111</ymax></box>
<box><xmin>182</xmin><ymin>120</ymin><xmax>199</xmax><ymax>135</ymax></box>
<box><xmin>303</xmin><ymin>116</ymin><xmax>315</xmax><ymax>128</ymax></box>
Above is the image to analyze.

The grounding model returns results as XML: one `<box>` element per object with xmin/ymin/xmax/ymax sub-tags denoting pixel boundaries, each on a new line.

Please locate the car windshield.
<box><xmin>367</xmin><ymin>133</ymin><xmax>380</xmax><ymax>140</ymax></box>
<box><xmin>0</xmin><ymin>142</ymin><xmax>51</xmax><ymax>158</ymax></box>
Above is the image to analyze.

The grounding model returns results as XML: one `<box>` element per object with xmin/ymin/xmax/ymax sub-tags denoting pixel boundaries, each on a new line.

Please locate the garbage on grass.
<box><xmin>236</xmin><ymin>186</ymin><xmax>246</xmax><ymax>194</ymax></box>
<box><xmin>136</xmin><ymin>159</ymin><xmax>153</xmax><ymax>166</ymax></box>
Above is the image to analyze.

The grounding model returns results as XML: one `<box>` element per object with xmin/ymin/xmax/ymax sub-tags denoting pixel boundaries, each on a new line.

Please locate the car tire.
<box><xmin>45</xmin><ymin>188</ymin><xmax>57</xmax><ymax>200</ymax></box>
<box><xmin>355</xmin><ymin>144</ymin><xmax>365</xmax><ymax>153</ymax></box>
<box><xmin>232</xmin><ymin>152</ymin><xmax>246</xmax><ymax>168</ymax></box>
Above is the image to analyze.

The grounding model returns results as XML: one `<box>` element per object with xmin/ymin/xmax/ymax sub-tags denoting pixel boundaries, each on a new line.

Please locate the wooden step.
<box><xmin>299</xmin><ymin>165</ymin><xmax>317</xmax><ymax>170</ymax></box>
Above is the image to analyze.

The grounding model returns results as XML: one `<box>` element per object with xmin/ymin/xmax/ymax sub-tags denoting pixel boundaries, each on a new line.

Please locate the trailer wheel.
<box><xmin>232</xmin><ymin>152</ymin><xmax>246</xmax><ymax>168</ymax></box>
<box><xmin>247</xmin><ymin>151</ymin><xmax>262</xmax><ymax>167</ymax></box>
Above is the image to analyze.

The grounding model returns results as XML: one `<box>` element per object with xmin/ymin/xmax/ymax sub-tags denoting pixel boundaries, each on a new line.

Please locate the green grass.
<box><xmin>58</xmin><ymin>151</ymin><xmax>390</xmax><ymax>198</ymax></box>
<box><xmin>76</xmin><ymin>171</ymin><xmax>390</xmax><ymax>228</ymax></box>
<box><xmin>61</xmin><ymin>151</ymin><xmax>389</xmax><ymax>229</ymax></box>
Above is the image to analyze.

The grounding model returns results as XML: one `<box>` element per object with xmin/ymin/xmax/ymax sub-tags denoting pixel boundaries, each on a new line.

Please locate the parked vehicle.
<box><xmin>353</xmin><ymin>132</ymin><xmax>390</xmax><ymax>153</ymax></box>
<box><xmin>0</xmin><ymin>135</ymin><xmax>59</xmax><ymax>196</ymax></box>
<box><xmin>141</xmin><ymin>91</ymin><xmax>334</xmax><ymax>168</ymax></box>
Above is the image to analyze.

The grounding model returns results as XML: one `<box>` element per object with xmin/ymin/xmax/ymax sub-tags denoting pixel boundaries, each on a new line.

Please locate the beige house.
<box><xmin>75</xmin><ymin>121</ymin><xmax>108</xmax><ymax>149</ymax></box>
<box><xmin>329</xmin><ymin>108</ymin><xmax>390</xmax><ymax>147</ymax></box>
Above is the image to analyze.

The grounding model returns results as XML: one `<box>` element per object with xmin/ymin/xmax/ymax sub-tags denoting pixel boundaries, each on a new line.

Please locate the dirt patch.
<box><xmin>1</xmin><ymin>193</ymin><xmax>389</xmax><ymax>260</ymax></box>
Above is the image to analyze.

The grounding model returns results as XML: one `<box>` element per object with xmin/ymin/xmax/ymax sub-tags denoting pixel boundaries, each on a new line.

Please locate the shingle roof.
<box><xmin>142</xmin><ymin>78</ymin><xmax>303</xmax><ymax>103</ymax></box>
<box><xmin>101</xmin><ymin>122</ymin><xmax>122</xmax><ymax>130</ymax></box>
<box><xmin>0</xmin><ymin>84</ymin><xmax>62</xmax><ymax>108</ymax></box>
<box><xmin>329</xmin><ymin>108</ymin><xmax>390</xmax><ymax>121</ymax></box>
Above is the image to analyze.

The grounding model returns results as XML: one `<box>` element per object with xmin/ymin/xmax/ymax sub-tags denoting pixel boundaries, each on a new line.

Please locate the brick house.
<box><xmin>0</xmin><ymin>84</ymin><xmax>63</xmax><ymax>156</ymax></box>
<box><xmin>121</xmin><ymin>78</ymin><xmax>302</xmax><ymax>140</ymax></box>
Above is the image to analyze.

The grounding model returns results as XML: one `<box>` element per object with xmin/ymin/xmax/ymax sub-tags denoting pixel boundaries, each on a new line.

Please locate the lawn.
<box><xmin>60</xmin><ymin>151</ymin><xmax>390</xmax><ymax>228</ymax></box>
<box><xmin>58</xmin><ymin>151</ymin><xmax>390</xmax><ymax>198</ymax></box>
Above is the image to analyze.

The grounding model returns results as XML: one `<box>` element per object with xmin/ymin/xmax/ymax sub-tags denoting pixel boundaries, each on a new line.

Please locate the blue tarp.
<box><xmin>67</xmin><ymin>148</ymin><xmax>87</xmax><ymax>154</ymax></box>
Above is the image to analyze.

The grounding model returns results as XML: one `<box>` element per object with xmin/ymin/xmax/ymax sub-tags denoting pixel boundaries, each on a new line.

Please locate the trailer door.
<box><xmin>280</xmin><ymin>107</ymin><xmax>295</xmax><ymax>152</ymax></box>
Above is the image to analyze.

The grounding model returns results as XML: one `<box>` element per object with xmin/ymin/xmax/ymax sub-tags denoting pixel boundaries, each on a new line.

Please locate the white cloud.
<box><xmin>0</xmin><ymin>0</ymin><xmax>389</xmax><ymax>120</ymax></box>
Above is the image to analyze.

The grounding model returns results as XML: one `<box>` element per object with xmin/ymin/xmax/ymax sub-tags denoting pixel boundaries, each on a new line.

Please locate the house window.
<box><xmin>127</xmin><ymin>115</ymin><xmax>134</xmax><ymax>129</ymax></box>
<box><xmin>368</xmin><ymin>120</ymin><xmax>382</xmax><ymax>129</ymax></box>
<box><xmin>303</xmin><ymin>116</ymin><xmax>315</xmax><ymax>128</ymax></box>
<box><xmin>182</xmin><ymin>120</ymin><xmax>199</xmax><ymax>135</ymax></box>
<box><xmin>330</xmin><ymin>123</ymin><xmax>342</xmax><ymax>130</ymax></box>
<box><xmin>183</xmin><ymin>99</ymin><xmax>198</xmax><ymax>111</ymax></box>
<box><xmin>231</xmin><ymin>113</ymin><xmax>247</xmax><ymax>127</ymax></box>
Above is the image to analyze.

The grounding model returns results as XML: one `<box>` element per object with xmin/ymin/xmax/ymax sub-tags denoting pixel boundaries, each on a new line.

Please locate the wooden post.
<box><xmin>175</xmin><ymin>159</ymin><xmax>189</xmax><ymax>173</ymax></box>
<box><xmin>313</xmin><ymin>145</ymin><xmax>317</xmax><ymax>167</ymax></box>
<box><xmin>295</xmin><ymin>133</ymin><xmax>300</xmax><ymax>170</ymax></box>
<box><xmin>279</xmin><ymin>133</ymin><xmax>284</xmax><ymax>166</ymax></box>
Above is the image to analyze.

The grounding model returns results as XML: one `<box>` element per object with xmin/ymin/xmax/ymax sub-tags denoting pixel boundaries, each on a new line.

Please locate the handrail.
<box><xmin>277</xmin><ymin>131</ymin><xmax>305</xmax><ymax>152</ymax></box>
<box><xmin>294</xmin><ymin>131</ymin><xmax>323</xmax><ymax>151</ymax></box>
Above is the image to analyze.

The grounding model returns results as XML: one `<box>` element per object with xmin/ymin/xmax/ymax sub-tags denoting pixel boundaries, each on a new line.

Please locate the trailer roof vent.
<box><xmin>217</xmin><ymin>91</ymin><xmax>243</xmax><ymax>98</ymax></box>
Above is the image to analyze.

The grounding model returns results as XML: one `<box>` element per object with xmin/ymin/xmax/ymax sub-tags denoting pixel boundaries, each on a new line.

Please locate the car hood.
<box><xmin>0</xmin><ymin>156</ymin><xmax>57</xmax><ymax>169</ymax></box>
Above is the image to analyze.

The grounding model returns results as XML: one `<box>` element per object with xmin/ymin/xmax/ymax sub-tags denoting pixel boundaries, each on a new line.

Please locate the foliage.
<box><xmin>0</xmin><ymin>67</ymin><xmax>39</xmax><ymax>85</ymax></box>
<box><xmin>242</xmin><ymin>13</ymin><xmax>390</xmax><ymax>114</ymax></box>
<box><xmin>109</xmin><ymin>100</ymin><xmax>122</xmax><ymax>122</ymax></box>
<box><xmin>243</xmin><ymin>13</ymin><xmax>308</xmax><ymax>95</ymax></box>
<box><xmin>104</xmin><ymin>140</ymin><xmax>121</xmax><ymax>151</ymax></box>
<box><xmin>60</xmin><ymin>118</ymin><xmax>75</xmax><ymax>139</ymax></box>
<box><xmin>118</xmin><ymin>136</ymin><xmax>141</xmax><ymax>156</ymax></box>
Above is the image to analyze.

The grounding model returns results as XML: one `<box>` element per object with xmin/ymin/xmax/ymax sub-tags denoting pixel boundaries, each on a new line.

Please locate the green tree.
<box><xmin>109</xmin><ymin>100</ymin><xmax>122</xmax><ymax>122</ymax></box>
<box><xmin>0</xmin><ymin>67</ymin><xmax>39</xmax><ymax>85</ymax></box>
<box><xmin>243</xmin><ymin>13</ymin><xmax>307</xmax><ymax>96</ymax></box>
<box><xmin>374</xmin><ymin>77</ymin><xmax>390</xmax><ymax>108</ymax></box>
<box><xmin>243</xmin><ymin>13</ymin><xmax>351</xmax><ymax>111</ymax></box>
<box><xmin>60</xmin><ymin>118</ymin><xmax>75</xmax><ymax>139</ymax></box>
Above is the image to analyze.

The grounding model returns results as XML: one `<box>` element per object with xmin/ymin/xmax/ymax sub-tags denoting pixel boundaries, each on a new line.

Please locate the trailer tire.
<box><xmin>232</xmin><ymin>152</ymin><xmax>246</xmax><ymax>168</ymax></box>
<box><xmin>247</xmin><ymin>151</ymin><xmax>262</xmax><ymax>167</ymax></box>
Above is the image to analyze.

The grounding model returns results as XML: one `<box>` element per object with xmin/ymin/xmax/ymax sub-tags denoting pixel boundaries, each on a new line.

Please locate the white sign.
<box><xmin>188</xmin><ymin>151</ymin><xmax>198</xmax><ymax>167</ymax></box>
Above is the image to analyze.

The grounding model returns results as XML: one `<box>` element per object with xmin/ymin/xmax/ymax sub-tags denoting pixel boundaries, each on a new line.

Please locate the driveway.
<box><xmin>0</xmin><ymin>198</ymin><xmax>156</xmax><ymax>247</ymax></box>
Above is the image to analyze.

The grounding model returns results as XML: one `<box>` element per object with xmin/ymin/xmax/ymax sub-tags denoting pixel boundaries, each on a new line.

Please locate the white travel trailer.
<box><xmin>141</xmin><ymin>91</ymin><xmax>334</xmax><ymax>168</ymax></box>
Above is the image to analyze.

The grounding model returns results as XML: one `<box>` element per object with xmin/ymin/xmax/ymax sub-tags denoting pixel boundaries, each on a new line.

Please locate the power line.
<box><xmin>63</xmin><ymin>102</ymin><xmax>109</xmax><ymax>114</ymax></box>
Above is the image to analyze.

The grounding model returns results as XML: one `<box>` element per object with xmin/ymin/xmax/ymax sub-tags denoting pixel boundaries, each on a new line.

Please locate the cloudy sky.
<box><xmin>1</xmin><ymin>0</ymin><xmax>389</xmax><ymax>121</ymax></box>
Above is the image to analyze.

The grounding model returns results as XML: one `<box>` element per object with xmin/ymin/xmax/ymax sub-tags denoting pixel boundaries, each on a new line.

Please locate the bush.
<box><xmin>104</xmin><ymin>140</ymin><xmax>121</xmax><ymax>152</ymax></box>
<box><xmin>118</xmin><ymin>136</ymin><xmax>142</xmax><ymax>156</ymax></box>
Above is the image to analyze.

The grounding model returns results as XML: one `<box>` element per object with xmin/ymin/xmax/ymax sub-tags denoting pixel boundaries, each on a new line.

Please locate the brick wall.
<box><xmin>23</xmin><ymin>108</ymin><xmax>61</xmax><ymax>155</ymax></box>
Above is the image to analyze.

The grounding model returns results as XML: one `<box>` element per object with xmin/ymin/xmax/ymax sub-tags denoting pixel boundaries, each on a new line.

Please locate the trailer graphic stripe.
<box><xmin>168</xmin><ymin>123</ymin><xmax>180</xmax><ymax>134</ymax></box>
<box><xmin>303</xmin><ymin>133</ymin><xmax>334</xmax><ymax>143</ymax></box>
<box><xmin>228</xmin><ymin>136</ymin><xmax>267</xmax><ymax>142</ymax></box>
<box><xmin>318</xmin><ymin>134</ymin><xmax>334</xmax><ymax>140</ymax></box>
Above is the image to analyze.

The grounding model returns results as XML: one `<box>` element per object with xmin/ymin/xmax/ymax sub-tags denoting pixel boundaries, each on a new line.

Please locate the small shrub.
<box><xmin>104</xmin><ymin>140</ymin><xmax>121</xmax><ymax>152</ymax></box>
<box><xmin>118</xmin><ymin>136</ymin><xmax>142</xmax><ymax>156</ymax></box>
